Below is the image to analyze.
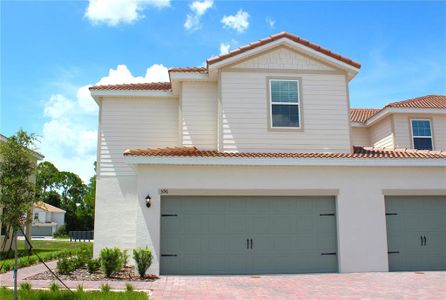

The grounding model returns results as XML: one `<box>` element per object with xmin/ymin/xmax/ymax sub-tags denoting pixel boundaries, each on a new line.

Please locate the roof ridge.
<box><xmin>206</xmin><ymin>31</ymin><xmax>361</xmax><ymax>69</ymax></box>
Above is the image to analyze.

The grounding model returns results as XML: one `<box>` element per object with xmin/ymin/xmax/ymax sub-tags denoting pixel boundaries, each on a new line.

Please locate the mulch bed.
<box><xmin>25</xmin><ymin>266</ymin><xmax>159</xmax><ymax>282</ymax></box>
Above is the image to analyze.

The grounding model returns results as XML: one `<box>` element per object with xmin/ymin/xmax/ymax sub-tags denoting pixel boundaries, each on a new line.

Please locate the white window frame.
<box><xmin>269</xmin><ymin>79</ymin><xmax>301</xmax><ymax>129</ymax></box>
<box><xmin>410</xmin><ymin>119</ymin><xmax>434</xmax><ymax>150</ymax></box>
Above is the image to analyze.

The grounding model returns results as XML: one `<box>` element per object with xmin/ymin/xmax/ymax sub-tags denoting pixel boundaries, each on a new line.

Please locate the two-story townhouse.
<box><xmin>90</xmin><ymin>32</ymin><xmax>446</xmax><ymax>276</ymax></box>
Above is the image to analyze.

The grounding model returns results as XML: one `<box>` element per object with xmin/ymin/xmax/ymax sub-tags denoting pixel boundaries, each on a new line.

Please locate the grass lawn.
<box><xmin>0</xmin><ymin>288</ymin><xmax>148</xmax><ymax>300</ymax></box>
<box><xmin>0</xmin><ymin>240</ymin><xmax>93</xmax><ymax>272</ymax></box>
<box><xmin>1</xmin><ymin>240</ymin><xmax>91</xmax><ymax>261</ymax></box>
<box><xmin>17</xmin><ymin>240</ymin><xmax>90</xmax><ymax>251</ymax></box>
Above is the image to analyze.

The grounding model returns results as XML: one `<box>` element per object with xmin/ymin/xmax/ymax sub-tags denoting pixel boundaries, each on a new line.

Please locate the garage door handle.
<box><xmin>247</xmin><ymin>239</ymin><xmax>249</xmax><ymax>249</ymax></box>
<box><xmin>250</xmin><ymin>238</ymin><xmax>253</xmax><ymax>249</ymax></box>
<box><xmin>420</xmin><ymin>236</ymin><xmax>423</xmax><ymax>246</ymax></box>
<box><xmin>423</xmin><ymin>236</ymin><xmax>427</xmax><ymax>246</ymax></box>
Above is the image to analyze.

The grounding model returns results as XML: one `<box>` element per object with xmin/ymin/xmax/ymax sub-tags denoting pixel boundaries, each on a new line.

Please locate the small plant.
<box><xmin>19</xmin><ymin>281</ymin><xmax>32</xmax><ymax>291</ymax></box>
<box><xmin>49</xmin><ymin>281</ymin><xmax>60</xmax><ymax>292</ymax></box>
<box><xmin>53</xmin><ymin>224</ymin><xmax>68</xmax><ymax>238</ymax></box>
<box><xmin>77</xmin><ymin>284</ymin><xmax>84</xmax><ymax>293</ymax></box>
<box><xmin>133</xmin><ymin>247</ymin><xmax>153</xmax><ymax>278</ymax></box>
<box><xmin>100</xmin><ymin>283</ymin><xmax>111</xmax><ymax>293</ymax></box>
<box><xmin>99</xmin><ymin>247</ymin><xmax>123</xmax><ymax>277</ymax></box>
<box><xmin>125</xmin><ymin>283</ymin><xmax>134</xmax><ymax>292</ymax></box>
<box><xmin>57</xmin><ymin>257</ymin><xmax>78</xmax><ymax>275</ymax></box>
<box><xmin>121</xmin><ymin>249</ymin><xmax>129</xmax><ymax>267</ymax></box>
<box><xmin>87</xmin><ymin>258</ymin><xmax>101</xmax><ymax>274</ymax></box>
<box><xmin>77</xmin><ymin>244</ymin><xmax>93</xmax><ymax>266</ymax></box>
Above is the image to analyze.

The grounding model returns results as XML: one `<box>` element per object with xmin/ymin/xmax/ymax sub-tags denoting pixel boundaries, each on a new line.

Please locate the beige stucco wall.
<box><xmin>181</xmin><ymin>81</ymin><xmax>218</xmax><ymax>150</ymax></box>
<box><xmin>124</xmin><ymin>164</ymin><xmax>446</xmax><ymax>275</ymax></box>
<box><xmin>93</xmin><ymin>175</ymin><xmax>138</xmax><ymax>256</ymax></box>
<box><xmin>99</xmin><ymin>97</ymin><xmax>179</xmax><ymax>176</ymax></box>
<box><xmin>393</xmin><ymin>113</ymin><xmax>446</xmax><ymax>150</ymax></box>
<box><xmin>351</xmin><ymin>127</ymin><xmax>370</xmax><ymax>146</ymax></box>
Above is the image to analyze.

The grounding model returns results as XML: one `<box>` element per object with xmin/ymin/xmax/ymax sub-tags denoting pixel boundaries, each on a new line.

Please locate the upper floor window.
<box><xmin>269</xmin><ymin>79</ymin><xmax>301</xmax><ymax>128</ymax></box>
<box><xmin>411</xmin><ymin>119</ymin><xmax>433</xmax><ymax>150</ymax></box>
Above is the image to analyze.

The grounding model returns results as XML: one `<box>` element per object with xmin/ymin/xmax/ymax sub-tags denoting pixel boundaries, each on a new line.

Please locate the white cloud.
<box><xmin>221</xmin><ymin>9</ymin><xmax>249</xmax><ymax>33</ymax></box>
<box><xmin>85</xmin><ymin>0</ymin><xmax>170</xmax><ymax>26</ymax></box>
<box><xmin>219</xmin><ymin>43</ymin><xmax>230</xmax><ymax>55</ymax></box>
<box><xmin>43</xmin><ymin>94</ymin><xmax>75</xmax><ymax>119</ymax></box>
<box><xmin>40</xmin><ymin>64</ymin><xmax>168</xmax><ymax>181</ymax></box>
<box><xmin>184</xmin><ymin>0</ymin><xmax>213</xmax><ymax>31</ymax></box>
<box><xmin>266</xmin><ymin>16</ymin><xmax>275</xmax><ymax>28</ymax></box>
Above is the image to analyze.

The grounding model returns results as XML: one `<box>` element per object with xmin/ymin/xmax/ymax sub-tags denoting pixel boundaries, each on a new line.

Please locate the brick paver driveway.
<box><xmin>1</xmin><ymin>262</ymin><xmax>445</xmax><ymax>299</ymax></box>
<box><xmin>149</xmin><ymin>272</ymin><xmax>446</xmax><ymax>300</ymax></box>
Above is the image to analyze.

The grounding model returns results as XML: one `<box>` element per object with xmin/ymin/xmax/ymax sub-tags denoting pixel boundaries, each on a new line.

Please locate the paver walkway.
<box><xmin>1</xmin><ymin>261</ymin><xmax>445</xmax><ymax>299</ymax></box>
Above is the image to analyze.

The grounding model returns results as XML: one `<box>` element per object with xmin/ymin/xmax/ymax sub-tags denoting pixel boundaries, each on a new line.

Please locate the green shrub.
<box><xmin>53</xmin><ymin>224</ymin><xmax>68</xmax><ymax>238</ymax></box>
<box><xmin>87</xmin><ymin>258</ymin><xmax>101</xmax><ymax>274</ymax></box>
<box><xmin>121</xmin><ymin>249</ymin><xmax>129</xmax><ymax>267</ymax></box>
<box><xmin>125</xmin><ymin>283</ymin><xmax>134</xmax><ymax>292</ymax></box>
<box><xmin>77</xmin><ymin>244</ymin><xmax>93</xmax><ymax>266</ymax></box>
<box><xmin>49</xmin><ymin>281</ymin><xmax>59</xmax><ymax>292</ymax></box>
<box><xmin>19</xmin><ymin>281</ymin><xmax>32</xmax><ymax>291</ymax></box>
<box><xmin>100</xmin><ymin>283</ymin><xmax>111</xmax><ymax>293</ymax></box>
<box><xmin>2</xmin><ymin>261</ymin><xmax>13</xmax><ymax>272</ymax></box>
<box><xmin>99</xmin><ymin>248</ymin><xmax>123</xmax><ymax>277</ymax></box>
<box><xmin>57</xmin><ymin>257</ymin><xmax>77</xmax><ymax>275</ymax></box>
<box><xmin>133</xmin><ymin>247</ymin><xmax>153</xmax><ymax>278</ymax></box>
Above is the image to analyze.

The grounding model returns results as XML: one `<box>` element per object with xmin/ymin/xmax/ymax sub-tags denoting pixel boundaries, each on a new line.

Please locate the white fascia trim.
<box><xmin>124</xmin><ymin>156</ymin><xmax>446</xmax><ymax>167</ymax></box>
<box><xmin>351</xmin><ymin>122</ymin><xmax>366</xmax><ymax>127</ymax></box>
<box><xmin>365</xmin><ymin>108</ymin><xmax>446</xmax><ymax>126</ymax></box>
<box><xmin>90</xmin><ymin>90</ymin><xmax>174</xmax><ymax>98</ymax></box>
<box><xmin>169</xmin><ymin>72</ymin><xmax>209</xmax><ymax>81</ymax></box>
<box><xmin>208</xmin><ymin>38</ymin><xmax>360</xmax><ymax>75</ymax></box>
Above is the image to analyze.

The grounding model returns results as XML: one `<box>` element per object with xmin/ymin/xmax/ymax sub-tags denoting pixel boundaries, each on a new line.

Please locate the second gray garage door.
<box><xmin>160</xmin><ymin>196</ymin><xmax>337</xmax><ymax>275</ymax></box>
<box><xmin>386</xmin><ymin>196</ymin><xmax>446</xmax><ymax>271</ymax></box>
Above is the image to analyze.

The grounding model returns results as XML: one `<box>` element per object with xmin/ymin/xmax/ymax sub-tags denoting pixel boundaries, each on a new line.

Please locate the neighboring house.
<box><xmin>0</xmin><ymin>133</ymin><xmax>44</xmax><ymax>248</ymax></box>
<box><xmin>89</xmin><ymin>32</ymin><xmax>446</xmax><ymax>276</ymax></box>
<box><xmin>30</xmin><ymin>203</ymin><xmax>66</xmax><ymax>237</ymax></box>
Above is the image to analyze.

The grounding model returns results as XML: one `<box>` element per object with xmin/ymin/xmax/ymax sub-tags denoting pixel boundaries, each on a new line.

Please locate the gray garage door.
<box><xmin>385</xmin><ymin>196</ymin><xmax>446</xmax><ymax>271</ymax></box>
<box><xmin>160</xmin><ymin>196</ymin><xmax>337</xmax><ymax>275</ymax></box>
<box><xmin>31</xmin><ymin>226</ymin><xmax>53</xmax><ymax>236</ymax></box>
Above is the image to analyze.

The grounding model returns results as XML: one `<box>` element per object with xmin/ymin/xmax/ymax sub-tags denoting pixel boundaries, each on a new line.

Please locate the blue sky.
<box><xmin>1</xmin><ymin>0</ymin><xmax>445</xmax><ymax>180</ymax></box>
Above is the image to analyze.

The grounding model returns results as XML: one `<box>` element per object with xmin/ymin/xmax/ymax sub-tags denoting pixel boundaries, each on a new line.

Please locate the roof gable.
<box><xmin>207</xmin><ymin>32</ymin><xmax>361</xmax><ymax>74</ymax></box>
<box><xmin>229</xmin><ymin>46</ymin><xmax>336</xmax><ymax>71</ymax></box>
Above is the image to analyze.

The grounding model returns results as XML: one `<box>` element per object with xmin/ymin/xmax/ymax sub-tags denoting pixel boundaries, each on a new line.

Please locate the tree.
<box><xmin>0</xmin><ymin>130</ymin><xmax>38</xmax><ymax>300</ymax></box>
<box><xmin>35</xmin><ymin>160</ymin><xmax>96</xmax><ymax>232</ymax></box>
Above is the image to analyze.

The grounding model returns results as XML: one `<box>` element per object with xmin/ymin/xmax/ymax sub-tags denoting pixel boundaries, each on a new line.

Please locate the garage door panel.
<box><xmin>248</xmin><ymin>214</ymin><xmax>273</xmax><ymax>234</ymax></box>
<box><xmin>224</xmin><ymin>235</ymin><xmax>251</xmax><ymax>253</ymax></box>
<box><xmin>225</xmin><ymin>197</ymin><xmax>248</xmax><ymax>213</ymax></box>
<box><xmin>271</xmin><ymin>215</ymin><xmax>299</xmax><ymax>234</ymax></box>
<box><xmin>314</xmin><ymin>216</ymin><xmax>337</xmax><ymax>235</ymax></box>
<box><xmin>226</xmin><ymin>215</ymin><xmax>248</xmax><ymax>234</ymax></box>
<box><xmin>386</xmin><ymin>196</ymin><xmax>446</xmax><ymax>272</ymax></box>
<box><xmin>161</xmin><ymin>196</ymin><xmax>338</xmax><ymax>275</ymax></box>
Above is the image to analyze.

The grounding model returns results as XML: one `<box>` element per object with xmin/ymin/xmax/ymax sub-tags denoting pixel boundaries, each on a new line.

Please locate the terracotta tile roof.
<box><xmin>169</xmin><ymin>67</ymin><xmax>207</xmax><ymax>73</ymax></box>
<box><xmin>34</xmin><ymin>202</ymin><xmax>66</xmax><ymax>213</ymax></box>
<box><xmin>384</xmin><ymin>95</ymin><xmax>446</xmax><ymax>109</ymax></box>
<box><xmin>350</xmin><ymin>108</ymin><xmax>381</xmax><ymax>123</ymax></box>
<box><xmin>89</xmin><ymin>82</ymin><xmax>171</xmax><ymax>91</ymax></box>
<box><xmin>124</xmin><ymin>146</ymin><xmax>446</xmax><ymax>159</ymax></box>
<box><xmin>351</xmin><ymin>95</ymin><xmax>446</xmax><ymax>123</ymax></box>
<box><xmin>207</xmin><ymin>32</ymin><xmax>361</xmax><ymax>69</ymax></box>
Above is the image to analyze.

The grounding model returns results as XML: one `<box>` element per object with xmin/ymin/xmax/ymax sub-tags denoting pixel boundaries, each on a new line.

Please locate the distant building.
<box><xmin>31</xmin><ymin>203</ymin><xmax>66</xmax><ymax>236</ymax></box>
